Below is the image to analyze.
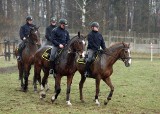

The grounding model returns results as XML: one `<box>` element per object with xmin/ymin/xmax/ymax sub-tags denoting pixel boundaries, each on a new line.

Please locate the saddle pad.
<box><xmin>42</xmin><ymin>48</ymin><xmax>52</xmax><ymax>61</ymax></box>
<box><xmin>77</xmin><ymin>58</ymin><xmax>86</xmax><ymax>64</ymax></box>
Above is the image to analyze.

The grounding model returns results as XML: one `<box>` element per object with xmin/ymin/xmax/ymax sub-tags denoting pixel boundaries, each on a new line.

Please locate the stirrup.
<box><xmin>84</xmin><ymin>71</ymin><xmax>90</xmax><ymax>77</ymax></box>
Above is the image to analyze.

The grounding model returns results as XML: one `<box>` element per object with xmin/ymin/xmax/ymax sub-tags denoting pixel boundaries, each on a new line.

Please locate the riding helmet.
<box><xmin>50</xmin><ymin>17</ymin><xmax>56</xmax><ymax>23</ymax></box>
<box><xmin>59</xmin><ymin>18</ymin><xmax>68</xmax><ymax>25</ymax></box>
<box><xmin>91</xmin><ymin>22</ymin><xmax>99</xmax><ymax>28</ymax></box>
<box><xmin>26</xmin><ymin>16</ymin><xmax>33</xmax><ymax>21</ymax></box>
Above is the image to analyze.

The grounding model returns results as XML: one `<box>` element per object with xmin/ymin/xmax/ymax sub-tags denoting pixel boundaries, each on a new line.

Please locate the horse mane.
<box><xmin>108</xmin><ymin>42</ymin><xmax>127</xmax><ymax>52</ymax></box>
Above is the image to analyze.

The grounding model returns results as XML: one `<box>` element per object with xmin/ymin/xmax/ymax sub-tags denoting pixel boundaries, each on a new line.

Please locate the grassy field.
<box><xmin>0</xmin><ymin>57</ymin><xmax>160</xmax><ymax>114</ymax></box>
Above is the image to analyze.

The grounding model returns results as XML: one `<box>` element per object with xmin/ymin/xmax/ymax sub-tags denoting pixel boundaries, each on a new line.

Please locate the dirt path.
<box><xmin>0</xmin><ymin>66</ymin><xmax>18</xmax><ymax>74</ymax></box>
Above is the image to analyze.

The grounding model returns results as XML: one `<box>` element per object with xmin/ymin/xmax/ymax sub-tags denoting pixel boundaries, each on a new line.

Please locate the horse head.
<box><xmin>67</xmin><ymin>32</ymin><xmax>86</xmax><ymax>57</ymax></box>
<box><xmin>119</xmin><ymin>42</ymin><xmax>131</xmax><ymax>67</ymax></box>
<box><xmin>29</xmin><ymin>26</ymin><xmax>41</xmax><ymax>47</ymax></box>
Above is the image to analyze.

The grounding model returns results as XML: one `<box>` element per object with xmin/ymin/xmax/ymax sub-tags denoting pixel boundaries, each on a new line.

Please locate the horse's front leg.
<box><xmin>79</xmin><ymin>73</ymin><xmax>86</xmax><ymax>102</ymax></box>
<box><xmin>95</xmin><ymin>78</ymin><xmax>101</xmax><ymax>106</ymax></box>
<box><xmin>66</xmin><ymin>75</ymin><xmax>74</xmax><ymax>106</ymax></box>
<box><xmin>18</xmin><ymin>61</ymin><xmax>24</xmax><ymax>90</ymax></box>
<box><xmin>23</xmin><ymin>64</ymin><xmax>31</xmax><ymax>92</ymax></box>
<box><xmin>103</xmin><ymin>77</ymin><xmax>114</xmax><ymax>105</ymax></box>
<box><xmin>33</xmin><ymin>64</ymin><xmax>41</xmax><ymax>93</ymax></box>
<box><xmin>51</xmin><ymin>74</ymin><xmax>61</xmax><ymax>103</ymax></box>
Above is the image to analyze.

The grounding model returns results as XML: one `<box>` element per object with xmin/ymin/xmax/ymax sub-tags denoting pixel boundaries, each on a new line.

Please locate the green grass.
<box><xmin>0</xmin><ymin>57</ymin><xmax>160</xmax><ymax>114</ymax></box>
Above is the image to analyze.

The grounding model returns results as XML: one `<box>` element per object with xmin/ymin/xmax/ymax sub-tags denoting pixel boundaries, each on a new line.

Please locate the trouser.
<box><xmin>50</xmin><ymin>45</ymin><xmax>58</xmax><ymax>61</ymax></box>
<box><xmin>84</xmin><ymin>49</ymin><xmax>95</xmax><ymax>74</ymax></box>
<box><xmin>18</xmin><ymin>40</ymin><xmax>26</xmax><ymax>57</ymax></box>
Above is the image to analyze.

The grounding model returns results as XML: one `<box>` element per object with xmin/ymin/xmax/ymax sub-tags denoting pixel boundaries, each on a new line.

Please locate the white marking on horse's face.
<box><xmin>128</xmin><ymin>49</ymin><xmax>132</xmax><ymax>64</ymax></box>
<box><xmin>82</xmin><ymin>51</ymin><xmax>86</xmax><ymax>58</ymax></box>
<box><xmin>35</xmin><ymin>31</ymin><xmax>37</xmax><ymax>34</ymax></box>
<box><xmin>82</xmin><ymin>40</ymin><xmax>85</xmax><ymax>45</ymax></box>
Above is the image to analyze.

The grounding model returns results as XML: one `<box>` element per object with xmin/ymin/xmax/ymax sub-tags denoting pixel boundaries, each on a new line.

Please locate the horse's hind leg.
<box><xmin>40</xmin><ymin>69</ymin><xmax>49</xmax><ymax>99</ymax></box>
<box><xmin>79</xmin><ymin>74</ymin><xmax>86</xmax><ymax>102</ymax></box>
<box><xmin>33</xmin><ymin>64</ymin><xmax>41</xmax><ymax>92</ymax></box>
<box><xmin>51</xmin><ymin>74</ymin><xmax>62</xmax><ymax>103</ymax></box>
<box><xmin>103</xmin><ymin>77</ymin><xmax>114</xmax><ymax>105</ymax></box>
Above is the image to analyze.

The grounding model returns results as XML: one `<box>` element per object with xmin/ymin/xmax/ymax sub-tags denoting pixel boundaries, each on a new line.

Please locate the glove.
<box><xmin>23</xmin><ymin>37</ymin><xmax>26</xmax><ymax>40</ymax></box>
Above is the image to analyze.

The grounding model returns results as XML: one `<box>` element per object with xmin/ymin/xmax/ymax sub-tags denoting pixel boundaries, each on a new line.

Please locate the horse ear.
<box><xmin>78</xmin><ymin>31</ymin><xmax>80</xmax><ymax>38</ymax></box>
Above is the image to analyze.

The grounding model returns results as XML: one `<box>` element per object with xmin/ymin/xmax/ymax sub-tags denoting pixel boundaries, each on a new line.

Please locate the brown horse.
<box><xmin>33</xmin><ymin>32</ymin><xmax>86</xmax><ymax>105</ymax></box>
<box><xmin>15</xmin><ymin>27</ymin><xmax>41</xmax><ymax>92</ymax></box>
<box><xmin>76</xmin><ymin>42</ymin><xmax>131</xmax><ymax>106</ymax></box>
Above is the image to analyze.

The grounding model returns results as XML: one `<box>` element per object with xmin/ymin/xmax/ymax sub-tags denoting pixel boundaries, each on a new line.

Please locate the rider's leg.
<box><xmin>17</xmin><ymin>41</ymin><xmax>25</xmax><ymax>61</ymax></box>
<box><xmin>49</xmin><ymin>45</ymin><xmax>58</xmax><ymax>74</ymax></box>
<box><xmin>84</xmin><ymin>49</ymin><xmax>94</xmax><ymax>77</ymax></box>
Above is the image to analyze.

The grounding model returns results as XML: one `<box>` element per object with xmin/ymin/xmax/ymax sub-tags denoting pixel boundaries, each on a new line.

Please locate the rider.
<box><xmin>49</xmin><ymin>18</ymin><xmax>70</xmax><ymax>74</ymax></box>
<box><xmin>45</xmin><ymin>17</ymin><xmax>57</xmax><ymax>42</ymax></box>
<box><xmin>17</xmin><ymin>15</ymin><xmax>36</xmax><ymax>61</ymax></box>
<box><xmin>84</xmin><ymin>22</ymin><xmax>107</xmax><ymax>77</ymax></box>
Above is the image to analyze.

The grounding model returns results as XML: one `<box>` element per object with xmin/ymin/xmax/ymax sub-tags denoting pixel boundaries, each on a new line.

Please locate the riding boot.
<box><xmin>49</xmin><ymin>61</ymin><xmax>55</xmax><ymax>74</ymax></box>
<box><xmin>84</xmin><ymin>61</ymin><xmax>92</xmax><ymax>77</ymax></box>
<box><xmin>17</xmin><ymin>48</ymin><xmax>22</xmax><ymax>61</ymax></box>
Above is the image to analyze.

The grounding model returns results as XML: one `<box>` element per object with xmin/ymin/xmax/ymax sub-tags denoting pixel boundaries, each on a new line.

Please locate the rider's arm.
<box><xmin>51</xmin><ymin>30</ymin><xmax>60</xmax><ymax>47</ymax></box>
<box><xmin>100</xmin><ymin>35</ymin><xmax>106</xmax><ymax>50</ymax></box>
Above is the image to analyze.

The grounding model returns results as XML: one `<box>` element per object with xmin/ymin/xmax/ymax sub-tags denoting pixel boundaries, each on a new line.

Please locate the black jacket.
<box><xmin>45</xmin><ymin>25</ymin><xmax>57</xmax><ymax>41</ymax></box>
<box><xmin>19</xmin><ymin>23</ymin><xmax>35</xmax><ymax>40</ymax></box>
<box><xmin>87</xmin><ymin>30</ymin><xmax>106</xmax><ymax>51</ymax></box>
<box><xmin>50</xmin><ymin>26</ymin><xmax>70</xmax><ymax>47</ymax></box>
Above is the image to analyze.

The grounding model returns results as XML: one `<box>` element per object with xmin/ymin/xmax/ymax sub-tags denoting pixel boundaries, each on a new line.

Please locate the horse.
<box><xmin>33</xmin><ymin>32</ymin><xmax>86</xmax><ymax>105</ymax></box>
<box><xmin>76</xmin><ymin>42</ymin><xmax>131</xmax><ymax>106</ymax></box>
<box><xmin>15</xmin><ymin>26</ymin><xmax>41</xmax><ymax>92</ymax></box>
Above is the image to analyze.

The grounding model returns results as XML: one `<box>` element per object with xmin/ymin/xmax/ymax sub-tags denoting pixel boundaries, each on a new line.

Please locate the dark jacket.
<box><xmin>19</xmin><ymin>23</ymin><xmax>35</xmax><ymax>40</ymax></box>
<box><xmin>87</xmin><ymin>30</ymin><xmax>106</xmax><ymax>51</ymax></box>
<box><xmin>50</xmin><ymin>26</ymin><xmax>70</xmax><ymax>47</ymax></box>
<box><xmin>45</xmin><ymin>25</ymin><xmax>57</xmax><ymax>41</ymax></box>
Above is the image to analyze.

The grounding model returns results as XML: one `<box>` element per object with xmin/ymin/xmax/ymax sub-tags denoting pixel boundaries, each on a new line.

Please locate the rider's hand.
<box><xmin>23</xmin><ymin>37</ymin><xmax>26</xmax><ymax>40</ymax></box>
<box><xmin>59</xmin><ymin>44</ymin><xmax>64</xmax><ymax>48</ymax></box>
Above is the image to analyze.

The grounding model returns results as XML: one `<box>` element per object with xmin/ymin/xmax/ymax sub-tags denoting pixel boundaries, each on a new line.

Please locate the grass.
<box><xmin>0</xmin><ymin>57</ymin><xmax>160</xmax><ymax>114</ymax></box>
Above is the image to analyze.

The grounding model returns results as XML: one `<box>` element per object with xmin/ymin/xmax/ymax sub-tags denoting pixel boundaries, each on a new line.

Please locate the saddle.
<box><xmin>77</xmin><ymin>50</ymin><xmax>104</xmax><ymax>64</ymax></box>
<box><xmin>42</xmin><ymin>48</ymin><xmax>62</xmax><ymax>61</ymax></box>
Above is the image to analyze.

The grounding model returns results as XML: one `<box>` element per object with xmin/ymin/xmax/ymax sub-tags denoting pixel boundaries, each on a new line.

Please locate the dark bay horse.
<box><xmin>15</xmin><ymin>27</ymin><xmax>41</xmax><ymax>92</ymax></box>
<box><xmin>77</xmin><ymin>42</ymin><xmax>131</xmax><ymax>106</ymax></box>
<box><xmin>33</xmin><ymin>32</ymin><xmax>86</xmax><ymax>105</ymax></box>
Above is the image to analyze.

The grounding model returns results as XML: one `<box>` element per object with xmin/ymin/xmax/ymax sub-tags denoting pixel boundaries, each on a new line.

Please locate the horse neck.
<box><xmin>105</xmin><ymin>46</ymin><xmax>123</xmax><ymax>65</ymax></box>
<box><xmin>59</xmin><ymin>45</ymin><xmax>77</xmax><ymax>65</ymax></box>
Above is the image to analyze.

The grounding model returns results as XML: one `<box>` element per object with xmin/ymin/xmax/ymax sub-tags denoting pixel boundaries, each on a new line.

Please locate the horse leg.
<box><xmin>18</xmin><ymin>62</ymin><xmax>24</xmax><ymax>90</ymax></box>
<box><xmin>40</xmin><ymin>69</ymin><xmax>49</xmax><ymax>99</ymax></box>
<box><xmin>79</xmin><ymin>74</ymin><xmax>86</xmax><ymax>102</ymax></box>
<box><xmin>66</xmin><ymin>75</ymin><xmax>74</xmax><ymax>106</ymax></box>
<box><xmin>95</xmin><ymin>78</ymin><xmax>101</xmax><ymax>106</ymax></box>
<box><xmin>23</xmin><ymin>65</ymin><xmax>31</xmax><ymax>92</ymax></box>
<box><xmin>51</xmin><ymin>74</ymin><xmax>61</xmax><ymax>103</ymax></box>
<box><xmin>33</xmin><ymin>64</ymin><xmax>41</xmax><ymax>92</ymax></box>
<box><xmin>103</xmin><ymin>77</ymin><xmax>114</xmax><ymax>105</ymax></box>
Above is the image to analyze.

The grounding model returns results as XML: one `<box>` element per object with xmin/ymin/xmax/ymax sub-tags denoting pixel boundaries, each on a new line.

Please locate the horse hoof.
<box><xmin>104</xmin><ymin>100</ymin><xmax>109</xmax><ymax>105</ymax></box>
<box><xmin>66</xmin><ymin>101</ymin><xmax>72</xmax><ymax>106</ymax></box>
<box><xmin>95</xmin><ymin>99</ymin><xmax>100</xmax><ymax>106</ymax></box>
<box><xmin>40</xmin><ymin>91</ymin><xmax>46</xmax><ymax>98</ymax></box>
<box><xmin>81</xmin><ymin>100</ymin><xmax>85</xmax><ymax>103</ymax></box>
<box><xmin>51</xmin><ymin>96</ymin><xmax>56</xmax><ymax>103</ymax></box>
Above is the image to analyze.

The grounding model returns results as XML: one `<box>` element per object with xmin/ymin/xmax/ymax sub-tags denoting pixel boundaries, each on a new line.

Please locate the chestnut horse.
<box><xmin>77</xmin><ymin>42</ymin><xmax>131</xmax><ymax>106</ymax></box>
<box><xmin>15</xmin><ymin>27</ymin><xmax>41</xmax><ymax>92</ymax></box>
<box><xmin>33</xmin><ymin>32</ymin><xmax>86</xmax><ymax>105</ymax></box>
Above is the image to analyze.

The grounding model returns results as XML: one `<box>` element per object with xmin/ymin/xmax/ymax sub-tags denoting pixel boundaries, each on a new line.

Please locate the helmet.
<box><xmin>50</xmin><ymin>17</ymin><xmax>56</xmax><ymax>22</ymax></box>
<box><xmin>26</xmin><ymin>16</ymin><xmax>33</xmax><ymax>21</ymax></box>
<box><xmin>91</xmin><ymin>22</ymin><xmax>99</xmax><ymax>28</ymax></box>
<box><xmin>59</xmin><ymin>18</ymin><xmax>68</xmax><ymax>25</ymax></box>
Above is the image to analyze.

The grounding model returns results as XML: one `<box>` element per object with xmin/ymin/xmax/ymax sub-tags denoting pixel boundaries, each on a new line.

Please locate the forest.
<box><xmin>0</xmin><ymin>0</ymin><xmax>160</xmax><ymax>39</ymax></box>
